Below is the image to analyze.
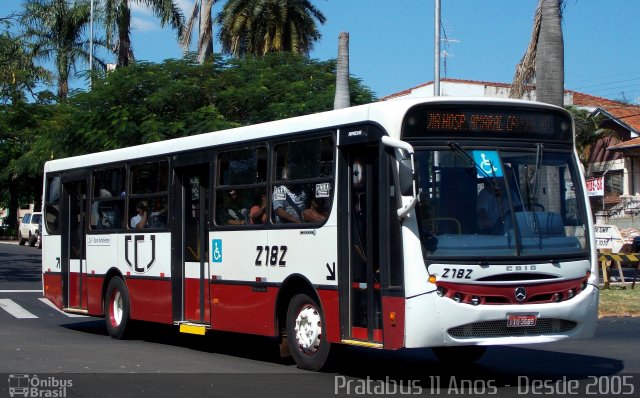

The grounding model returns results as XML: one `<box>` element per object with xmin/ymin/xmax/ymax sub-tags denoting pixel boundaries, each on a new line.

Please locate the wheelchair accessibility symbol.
<box><xmin>212</xmin><ymin>239</ymin><xmax>223</xmax><ymax>263</ymax></box>
<box><xmin>472</xmin><ymin>150</ymin><xmax>503</xmax><ymax>178</ymax></box>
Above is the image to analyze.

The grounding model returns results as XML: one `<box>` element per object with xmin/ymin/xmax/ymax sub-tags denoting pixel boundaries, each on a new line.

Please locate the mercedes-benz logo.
<box><xmin>515</xmin><ymin>287</ymin><xmax>527</xmax><ymax>302</ymax></box>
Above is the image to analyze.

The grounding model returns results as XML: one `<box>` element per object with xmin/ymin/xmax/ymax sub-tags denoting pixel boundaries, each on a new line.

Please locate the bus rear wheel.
<box><xmin>104</xmin><ymin>277</ymin><xmax>131</xmax><ymax>339</ymax></box>
<box><xmin>431</xmin><ymin>346</ymin><xmax>486</xmax><ymax>363</ymax></box>
<box><xmin>286</xmin><ymin>293</ymin><xmax>331</xmax><ymax>371</ymax></box>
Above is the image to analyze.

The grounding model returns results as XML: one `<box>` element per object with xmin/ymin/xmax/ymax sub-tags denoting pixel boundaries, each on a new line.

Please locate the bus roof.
<box><xmin>44</xmin><ymin>97</ymin><xmax>565</xmax><ymax>173</ymax></box>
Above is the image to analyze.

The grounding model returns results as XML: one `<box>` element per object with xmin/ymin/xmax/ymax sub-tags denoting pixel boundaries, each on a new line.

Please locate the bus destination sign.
<box><xmin>425</xmin><ymin>111</ymin><xmax>553</xmax><ymax>134</ymax></box>
<box><xmin>403</xmin><ymin>105</ymin><xmax>572</xmax><ymax>142</ymax></box>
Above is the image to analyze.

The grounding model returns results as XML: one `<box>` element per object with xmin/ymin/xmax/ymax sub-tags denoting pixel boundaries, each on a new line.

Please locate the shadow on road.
<box><xmin>60</xmin><ymin>318</ymin><xmax>625</xmax><ymax>384</ymax></box>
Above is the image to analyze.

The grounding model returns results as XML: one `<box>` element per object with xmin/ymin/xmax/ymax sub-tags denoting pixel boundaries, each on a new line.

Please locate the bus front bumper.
<box><xmin>403</xmin><ymin>284</ymin><xmax>599</xmax><ymax>348</ymax></box>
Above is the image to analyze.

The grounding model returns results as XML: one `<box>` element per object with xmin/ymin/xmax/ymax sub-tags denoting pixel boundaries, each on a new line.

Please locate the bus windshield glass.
<box><xmin>414</xmin><ymin>146</ymin><xmax>589</xmax><ymax>259</ymax></box>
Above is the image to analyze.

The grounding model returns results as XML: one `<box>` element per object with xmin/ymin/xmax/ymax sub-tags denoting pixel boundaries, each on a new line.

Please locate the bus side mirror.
<box><xmin>399</xmin><ymin>158</ymin><xmax>414</xmax><ymax>196</ymax></box>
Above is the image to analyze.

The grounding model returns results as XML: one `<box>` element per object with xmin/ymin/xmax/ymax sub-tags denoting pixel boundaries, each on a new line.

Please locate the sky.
<box><xmin>3</xmin><ymin>0</ymin><xmax>640</xmax><ymax>103</ymax></box>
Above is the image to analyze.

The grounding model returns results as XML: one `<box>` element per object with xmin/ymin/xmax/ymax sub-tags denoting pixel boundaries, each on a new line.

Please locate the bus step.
<box><xmin>178</xmin><ymin>322</ymin><xmax>209</xmax><ymax>335</ymax></box>
<box><xmin>62</xmin><ymin>307</ymin><xmax>89</xmax><ymax>315</ymax></box>
<box><xmin>341</xmin><ymin>339</ymin><xmax>383</xmax><ymax>349</ymax></box>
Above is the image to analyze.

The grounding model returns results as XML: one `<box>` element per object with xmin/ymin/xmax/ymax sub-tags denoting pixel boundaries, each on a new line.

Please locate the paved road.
<box><xmin>1</xmin><ymin>241</ymin><xmax>639</xmax><ymax>397</ymax></box>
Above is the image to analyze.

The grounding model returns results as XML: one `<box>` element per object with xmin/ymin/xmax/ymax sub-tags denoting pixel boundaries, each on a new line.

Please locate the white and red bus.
<box><xmin>42</xmin><ymin>97</ymin><xmax>598</xmax><ymax>370</ymax></box>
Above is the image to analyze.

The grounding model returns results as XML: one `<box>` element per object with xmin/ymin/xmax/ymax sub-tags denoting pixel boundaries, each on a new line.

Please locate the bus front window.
<box><xmin>414</xmin><ymin>148</ymin><xmax>589</xmax><ymax>259</ymax></box>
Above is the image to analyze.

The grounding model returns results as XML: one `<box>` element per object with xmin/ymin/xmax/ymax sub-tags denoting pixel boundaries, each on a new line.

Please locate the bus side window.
<box><xmin>128</xmin><ymin>161</ymin><xmax>169</xmax><ymax>230</ymax></box>
<box><xmin>45</xmin><ymin>175</ymin><xmax>61</xmax><ymax>234</ymax></box>
<box><xmin>91</xmin><ymin>168</ymin><xmax>125</xmax><ymax>230</ymax></box>
<box><xmin>272</xmin><ymin>136</ymin><xmax>334</xmax><ymax>225</ymax></box>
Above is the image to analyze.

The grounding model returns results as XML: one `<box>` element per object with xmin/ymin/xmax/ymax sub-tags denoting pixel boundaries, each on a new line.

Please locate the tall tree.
<box><xmin>181</xmin><ymin>0</ymin><xmax>218</xmax><ymax>64</ymax></box>
<box><xmin>21</xmin><ymin>0</ymin><xmax>105</xmax><ymax>99</ymax></box>
<box><xmin>0</xmin><ymin>28</ymin><xmax>50</xmax><ymax>104</ymax></box>
<box><xmin>217</xmin><ymin>0</ymin><xmax>326</xmax><ymax>57</ymax></box>
<box><xmin>536</xmin><ymin>0</ymin><xmax>564</xmax><ymax>106</ymax></box>
<box><xmin>333</xmin><ymin>32</ymin><xmax>349</xmax><ymax>110</ymax></box>
<box><xmin>104</xmin><ymin>0</ymin><xmax>185</xmax><ymax>66</ymax></box>
<box><xmin>1</xmin><ymin>19</ymin><xmax>50</xmax><ymax>225</ymax></box>
<box><xmin>510</xmin><ymin>0</ymin><xmax>565</xmax><ymax>107</ymax></box>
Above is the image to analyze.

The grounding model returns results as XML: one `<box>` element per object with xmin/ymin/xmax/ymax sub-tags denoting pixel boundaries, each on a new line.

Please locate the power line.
<box><xmin>572</xmin><ymin>77</ymin><xmax>640</xmax><ymax>91</ymax></box>
<box><xmin>568</xmin><ymin>71</ymin><xmax>640</xmax><ymax>86</ymax></box>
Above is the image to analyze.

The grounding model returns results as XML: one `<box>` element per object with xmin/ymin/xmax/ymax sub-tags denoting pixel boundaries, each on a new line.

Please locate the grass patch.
<box><xmin>599</xmin><ymin>285</ymin><xmax>640</xmax><ymax>317</ymax></box>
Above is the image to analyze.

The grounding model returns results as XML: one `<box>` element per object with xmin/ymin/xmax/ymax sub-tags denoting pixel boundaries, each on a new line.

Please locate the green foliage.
<box><xmin>565</xmin><ymin>105</ymin><xmax>618</xmax><ymax>168</ymax></box>
<box><xmin>215</xmin><ymin>52</ymin><xmax>375</xmax><ymax>124</ymax></box>
<box><xmin>217</xmin><ymin>0</ymin><xmax>326</xmax><ymax>57</ymax></box>
<box><xmin>0</xmin><ymin>22</ymin><xmax>50</xmax><ymax>103</ymax></box>
<box><xmin>39</xmin><ymin>52</ymin><xmax>374</xmax><ymax>156</ymax></box>
<box><xmin>20</xmin><ymin>0</ymin><xmax>106</xmax><ymax>99</ymax></box>
<box><xmin>0</xmin><ymin>52</ymin><xmax>376</xmax><ymax>213</ymax></box>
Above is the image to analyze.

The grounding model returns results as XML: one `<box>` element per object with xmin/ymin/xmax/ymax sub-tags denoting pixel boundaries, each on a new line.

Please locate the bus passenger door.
<box><xmin>172</xmin><ymin>164</ymin><xmax>210</xmax><ymax>325</ymax></box>
<box><xmin>61</xmin><ymin>178</ymin><xmax>88</xmax><ymax>311</ymax></box>
<box><xmin>339</xmin><ymin>145</ymin><xmax>383</xmax><ymax>344</ymax></box>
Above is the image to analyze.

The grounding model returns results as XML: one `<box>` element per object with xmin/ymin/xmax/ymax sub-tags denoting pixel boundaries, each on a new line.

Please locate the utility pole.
<box><xmin>434</xmin><ymin>0</ymin><xmax>441</xmax><ymax>96</ymax></box>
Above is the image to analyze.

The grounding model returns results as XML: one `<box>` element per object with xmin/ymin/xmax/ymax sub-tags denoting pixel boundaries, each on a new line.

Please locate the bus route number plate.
<box><xmin>507</xmin><ymin>314</ymin><xmax>537</xmax><ymax>328</ymax></box>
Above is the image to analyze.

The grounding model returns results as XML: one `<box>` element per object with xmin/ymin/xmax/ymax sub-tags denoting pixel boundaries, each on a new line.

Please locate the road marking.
<box><xmin>0</xmin><ymin>299</ymin><xmax>38</xmax><ymax>319</ymax></box>
<box><xmin>0</xmin><ymin>290</ymin><xmax>43</xmax><ymax>293</ymax></box>
<box><xmin>38</xmin><ymin>298</ymin><xmax>87</xmax><ymax>318</ymax></box>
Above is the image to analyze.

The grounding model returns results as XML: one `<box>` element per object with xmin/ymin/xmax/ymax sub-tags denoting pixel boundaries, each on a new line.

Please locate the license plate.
<box><xmin>507</xmin><ymin>314</ymin><xmax>537</xmax><ymax>328</ymax></box>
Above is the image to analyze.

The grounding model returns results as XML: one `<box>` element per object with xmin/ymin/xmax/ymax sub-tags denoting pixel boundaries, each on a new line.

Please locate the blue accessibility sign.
<box><xmin>472</xmin><ymin>150</ymin><xmax>503</xmax><ymax>178</ymax></box>
<box><xmin>211</xmin><ymin>239</ymin><xmax>222</xmax><ymax>263</ymax></box>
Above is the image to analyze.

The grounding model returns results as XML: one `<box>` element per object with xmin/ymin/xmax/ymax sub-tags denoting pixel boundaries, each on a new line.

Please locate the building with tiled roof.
<box><xmin>383</xmin><ymin>79</ymin><xmax>640</xmax><ymax>218</ymax></box>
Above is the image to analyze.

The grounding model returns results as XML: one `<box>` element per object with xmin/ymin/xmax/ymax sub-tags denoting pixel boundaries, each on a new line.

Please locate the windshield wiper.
<box><xmin>528</xmin><ymin>143</ymin><xmax>544</xmax><ymax>233</ymax></box>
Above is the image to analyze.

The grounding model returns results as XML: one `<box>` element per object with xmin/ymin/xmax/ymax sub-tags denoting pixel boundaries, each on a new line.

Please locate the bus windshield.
<box><xmin>414</xmin><ymin>146</ymin><xmax>589</xmax><ymax>259</ymax></box>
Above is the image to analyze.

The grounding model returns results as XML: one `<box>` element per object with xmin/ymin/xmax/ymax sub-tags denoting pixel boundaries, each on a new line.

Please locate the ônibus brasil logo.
<box><xmin>8</xmin><ymin>374</ymin><xmax>72</xmax><ymax>398</ymax></box>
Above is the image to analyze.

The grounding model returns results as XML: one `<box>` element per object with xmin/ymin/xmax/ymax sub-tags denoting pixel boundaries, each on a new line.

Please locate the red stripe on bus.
<box><xmin>382</xmin><ymin>296</ymin><xmax>405</xmax><ymax>349</ymax></box>
<box><xmin>43</xmin><ymin>272</ymin><xmax>63</xmax><ymax>309</ymax></box>
<box><xmin>317</xmin><ymin>289</ymin><xmax>340</xmax><ymax>344</ymax></box>
<box><xmin>210</xmin><ymin>284</ymin><xmax>277</xmax><ymax>336</ymax></box>
<box><xmin>126</xmin><ymin>278</ymin><xmax>173</xmax><ymax>324</ymax></box>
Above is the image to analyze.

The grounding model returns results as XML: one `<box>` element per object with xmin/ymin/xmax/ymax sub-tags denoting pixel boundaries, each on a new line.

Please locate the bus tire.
<box><xmin>431</xmin><ymin>346</ymin><xmax>486</xmax><ymax>363</ymax></box>
<box><xmin>286</xmin><ymin>293</ymin><xmax>331</xmax><ymax>371</ymax></box>
<box><xmin>104</xmin><ymin>277</ymin><xmax>131</xmax><ymax>340</ymax></box>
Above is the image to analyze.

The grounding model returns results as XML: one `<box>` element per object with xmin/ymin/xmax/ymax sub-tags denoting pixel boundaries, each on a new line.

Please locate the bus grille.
<box><xmin>448</xmin><ymin>318</ymin><xmax>577</xmax><ymax>338</ymax></box>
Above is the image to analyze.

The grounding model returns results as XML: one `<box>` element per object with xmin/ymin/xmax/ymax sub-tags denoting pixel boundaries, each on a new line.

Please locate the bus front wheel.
<box><xmin>286</xmin><ymin>293</ymin><xmax>331</xmax><ymax>371</ymax></box>
<box><xmin>104</xmin><ymin>277</ymin><xmax>131</xmax><ymax>340</ymax></box>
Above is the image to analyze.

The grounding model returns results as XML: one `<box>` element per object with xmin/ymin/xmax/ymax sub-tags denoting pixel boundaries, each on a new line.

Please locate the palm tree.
<box><xmin>180</xmin><ymin>0</ymin><xmax>218</xmax><ymax>63</ymax></box>
<box><xmin>104</xmin><ymin>0</ymin><xmax>185</xmax><ymax>66</ymax></box>
<box><xmin>20</xmin><ymin>0</ymin><xmax>105</xmax><ymax>99</ymax></box>
<box><xmin>0</xmin><ymin>30</ymin><xmax>51</xmax><ymax>104</ymax></box>
<box><xmin>510</xmin><ymin>0</ymin><xmax>565</xmax><ymax>107</ymax></box>
<box><xmin>217</xmin><ymin>0</ymin><xmax>326</xmax><ymax>57</ymax></box>
<box><xmin>333</xmin><ymin>32</ymin><xmax>349</xmax><ymax>110</ymax></box>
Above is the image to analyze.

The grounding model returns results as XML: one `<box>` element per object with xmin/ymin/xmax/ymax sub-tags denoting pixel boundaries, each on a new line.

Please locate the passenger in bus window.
<box><xmin>273</xmin><ymin>185</ymin><xmax>307</xmax><ymax>223</ymax></box>
<box><xmin>249</xmin><ymin>193</ymin><xmax>267</xmax><ymax>224</ymax></box>
<box><xmin>149</xmin><ymin>199</ymin><xmax>167</xmax><ymax>228</ymax></box>
<box><xmin>273</xmin><ymin>166</ymin><xmax>307</xmax><ymax>223</ymax></box>
<box><xmin>220</xmin><ymin>190</ymin><xmax>248</xmax><ymax>225</ymax></box>
<box><xmin>130</xmin><ymin>201</ymin><xmax>149</xmax><ymax>229</ymax></box>
<box><xmin>303</xmin><ymin>197</ymin><xmax>328</xmax><ymax>223</ymax></box>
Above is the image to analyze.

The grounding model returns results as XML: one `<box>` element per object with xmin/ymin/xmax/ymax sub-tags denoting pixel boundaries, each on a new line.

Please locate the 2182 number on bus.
<box><xmin>255</xmin><ymin>245</ymin><xmax>287</xmax><ymax>267</ymax></box>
